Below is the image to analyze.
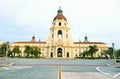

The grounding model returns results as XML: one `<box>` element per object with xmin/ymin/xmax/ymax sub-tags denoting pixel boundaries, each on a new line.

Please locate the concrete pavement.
<box><xmin>62</xmin><ymin>72</ymin><xmax>120</xmax><ymax>79</ymax></box>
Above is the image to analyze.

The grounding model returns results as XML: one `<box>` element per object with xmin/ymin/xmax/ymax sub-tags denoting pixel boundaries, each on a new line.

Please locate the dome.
<box><xmin>53</xmin><ymin>7</ymin><xmax>67</xmax><ymax>21</ymax></box>
<box><xmin>53</xmin><ymin>15</ymin><xmax>67</xmax><ymax>21</ymax></box>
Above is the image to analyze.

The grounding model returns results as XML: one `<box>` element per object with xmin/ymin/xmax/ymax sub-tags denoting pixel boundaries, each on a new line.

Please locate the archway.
<box><xmin>57</xmin><ymin>48</ymin><xmax>62</xmax><ymax>57</ymax></box>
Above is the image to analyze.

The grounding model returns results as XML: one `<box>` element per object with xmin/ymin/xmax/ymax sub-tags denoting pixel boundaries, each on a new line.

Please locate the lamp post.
<box><xmin>112</xmin><ymin>43</ymin><xmax>116</xmax><ymax>64</ymax></box>
<box><xmin>5</xmin><ymin>41</ymin><xmax>9</xmax><ymax>66</ymax></box>
<box><xmin>79</xmin><ymin>37</ymin><xmax>80</xmax><ymax>58</ymax></box>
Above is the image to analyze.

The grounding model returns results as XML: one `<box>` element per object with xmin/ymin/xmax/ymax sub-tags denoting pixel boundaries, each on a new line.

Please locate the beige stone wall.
<box><xmin>8</xmin><ymin>8</ymin><xmax>108</xmax><ymax>58</ymax></box>
<box><xmin>10</xmin><ymin>42</ymin><xmax>108</xmax><ymax>58</ymax></box>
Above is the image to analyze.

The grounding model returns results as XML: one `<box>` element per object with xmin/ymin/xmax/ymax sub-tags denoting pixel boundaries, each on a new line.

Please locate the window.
<box><xmin>66</xmin><ymin>34</ymin><xmax>68</xmax><ymax>38</ymax></box>
<box><xmin>58</xmin><ymin>30</ymin><xmax>62</xmax><ymax>38</ymax></box>
<box><xmin>67</xmin><ymin>52</ymin><xmax>69</xmax><ymax>57</ymax></box>
<box><xmin>51</xmin><ymin>52</ymin><xmax>53</xmax><ymax>57</ymax></box>
<box><xmin>52</xmin><ymin>33</ymin><xmax>54</xmax><ymax>38</ymax></box>
<box><xmin>51</xmin><ymin>48</ymin><xmax>53</xmax><ymax>51</ymax></box>
<box><xmin>59</xmin><ymin>22</ymin><xmax>61</xmax><ymax>26</ymax></box>
<box><xmin>43</xmin><ymin>48</ymin><xmax>44</xmax><ymax>51</ymax></box>
<box><xmin>64</xmin><ymin>23</ymin><xmax>66</xmax><ymax>26</ymax></box>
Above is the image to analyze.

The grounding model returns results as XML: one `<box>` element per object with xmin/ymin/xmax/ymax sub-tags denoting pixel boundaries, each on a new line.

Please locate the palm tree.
<box><xmin>88</xmin><ymin>45</ymin><xmax>98</xmax><ymax>58</ymax></box>
<box><xmin>102</xmin><ymin>47</ymin><xmax>113</xmax><ymax>58</ymax></box>
<box><xmin>80</xmin><ymin>50</ymin><xmax>89</xmax><ymax>58</ymax></box>
<box><xmin>79</xmin><ymin>45</ymin><xmax>98</xmax><ymax>59</ymax></box>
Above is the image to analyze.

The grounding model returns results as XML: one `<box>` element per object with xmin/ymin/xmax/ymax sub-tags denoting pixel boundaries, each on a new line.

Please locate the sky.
<box><xmin>0</xmin><ymin>0</ymin><xmax>120</xmax><ymax>49</ymax></box>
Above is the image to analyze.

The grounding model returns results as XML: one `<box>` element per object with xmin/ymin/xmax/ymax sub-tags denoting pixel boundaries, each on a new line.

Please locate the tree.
<box><xmin>0</xmin><ymin>46</ymin><xmax>3</xmax><ymax>57</ymax></box>
<box><xmin>24</xmin><ymin>46</ymin><xmax>41</xmax><ymax>58</ymax></box>
<box><xmin>88</xmin><ymin>45</ymin><xmax>98</xmax><ymax>58</ymax></box>
<box><xmin>24</xmin><ymin>46</ymin><xmax>32</xmax><ymax>58</ymax></box>
<box><xmin>12</xmin><ymin>46</ymin><xmax>21</xmax><ymax>57</ymax></box>
<box><xmin>79</xmin><ymin>45</ymin><xmax>98</xmax><ymax>59</ymax></box>
<box><xmin>102</xmin><ymin>47</ymin><xmax>113</xmax><ymax>58</ymax></box>
<box><xmin>80</xmin><ymin>50</ymin><xmax>89</xmax><ymax>58</ymax></box>
<box><xmin>0</xmin><ymin>43</ymin><xmax>7</xmax><ymax>57</ymax></box>
<box><xmin>7</xmin><ymin>49</ymin><xmax>13</xmax><ymax>57</ymax></box>
<box><xmin>116</xmin><ymin>49</ymin><xmax>120</xmax><ymax>58</ymax></box>
<box><xmin>31</xmin><ymin>46</ymin><xmax>41</xmax><ymax>58</ymax></box>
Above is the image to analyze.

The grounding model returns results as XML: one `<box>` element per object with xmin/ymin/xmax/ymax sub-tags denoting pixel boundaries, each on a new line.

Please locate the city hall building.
<box><xmin>10</xmin><ymin>7</ymin><xmax>108</xmax><ymax>58</ymax></box>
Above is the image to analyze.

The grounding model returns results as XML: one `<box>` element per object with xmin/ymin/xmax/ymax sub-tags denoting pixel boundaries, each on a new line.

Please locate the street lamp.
<box><xmin>112</xmin><ymin>43</ymin><xmax>116</xmax><ymax>64</ymax></box>
<box><xmin>5</xmin><ymin>41</ymin><xmax>9</xmax><ymax>66</ymax></box>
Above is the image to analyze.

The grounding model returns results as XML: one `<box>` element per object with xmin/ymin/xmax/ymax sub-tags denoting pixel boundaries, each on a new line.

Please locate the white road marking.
<box><xmin>1</xmin><ymin>66</ymin><xmax>31</xmax><ymax>70</ymax></box>
<box><xmin>114</xmin><ymin>73</ymin><xmax>120</xmax><ymax>77</ymax></box>
<box><xmin>2</xmin><ymin>67</ymin><xmax>10</xmax><ymax>70</ymax></box>
<box><xmin>96</xmin><ymin>66</ymin><xmax>120</xmax><ymax>78</ymax></box>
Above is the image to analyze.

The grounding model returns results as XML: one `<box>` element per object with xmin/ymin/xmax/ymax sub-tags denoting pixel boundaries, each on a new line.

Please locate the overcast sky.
<box><xmin>0</xmin><ymin>0</ymin><xmax>120</xmax><ymax>49</ymax></box>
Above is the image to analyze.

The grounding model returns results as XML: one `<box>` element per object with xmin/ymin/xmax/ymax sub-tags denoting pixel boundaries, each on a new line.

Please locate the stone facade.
<box><xmin>10</xmin><ymin>7</ymin><xmax>108</xmax><ymax>58</ymax></box>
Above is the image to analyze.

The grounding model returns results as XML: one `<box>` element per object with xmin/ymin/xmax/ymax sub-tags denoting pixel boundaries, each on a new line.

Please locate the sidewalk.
<box><xmin>62</xmin><ymin>72</ymin><xmax>120</xmax><ymax>79</ymax></box>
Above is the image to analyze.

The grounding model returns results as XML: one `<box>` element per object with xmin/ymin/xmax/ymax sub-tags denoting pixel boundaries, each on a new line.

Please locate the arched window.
<box><xmin>58</xmin><ymin>30</ymin><xmax>62</xmax><ymax>38</ymax></box>
<box><xmin>59</xmin><ymin>22</ymin><xmax>61</xmax><ymax>26</ymax></box>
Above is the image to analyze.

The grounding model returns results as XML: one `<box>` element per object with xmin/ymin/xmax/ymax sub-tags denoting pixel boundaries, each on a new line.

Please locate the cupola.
<box><xmin>53</xmin><ymin>7</ymin><xmax>67</xmax><ymax>21</ymax></box>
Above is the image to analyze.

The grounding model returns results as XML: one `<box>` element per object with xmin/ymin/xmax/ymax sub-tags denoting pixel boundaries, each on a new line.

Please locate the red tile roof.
<box><xmin>53</xmin><ymin>15</ymin><xmax>67</xmax><ymax>21</ymax></box>
<box><xmin>74</xmin><ymin>42</ymin><xmax>106</xmax><ymax>44</ymax></box>
<box><xmin>14</xmin><ymin>41</ymin><xmax>46</xmax><ymax>44</ymax></box>
<box><xmin>13</xmin><ymin>41</ymin><xmax>106</xmax><ymax>45</ymax></box>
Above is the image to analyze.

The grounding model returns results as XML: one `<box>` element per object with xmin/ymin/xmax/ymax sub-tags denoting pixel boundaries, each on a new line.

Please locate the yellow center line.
<box><xmin>58</xmin><ymin>66</ymin><xmax>62</xmax><ymax>79</ymax></box>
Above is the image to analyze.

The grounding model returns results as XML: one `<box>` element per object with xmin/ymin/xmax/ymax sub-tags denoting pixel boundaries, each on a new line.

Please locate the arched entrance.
<box><xmin>57</xmin><ymin>48</ymin><xmax>62</xmax><ymax>57</ymax></box>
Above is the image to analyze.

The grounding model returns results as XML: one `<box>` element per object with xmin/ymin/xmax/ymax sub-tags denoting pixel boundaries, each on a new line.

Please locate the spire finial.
<box><xmin>79</xmin><ymin>37</ymin><xmax>81</xmax><ymax>42</ymax></box>
<box><xmin>59</xmin><ymin>6</ymin><xmax>61</xmax><ymax>10</ymax></box>
<box><xmin>33</xmin><ymin>33</ymin><xmax>35</xmax><ymax>37</ymax></box>
<box><xmin>58</xmin><ymin>6</ymin><xmax>63</xmax><ymax>15</ymax></box>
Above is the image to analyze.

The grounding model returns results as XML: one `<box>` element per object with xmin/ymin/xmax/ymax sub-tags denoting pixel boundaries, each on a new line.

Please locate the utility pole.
<box><xmin>5</xmin><ymin>41</ymin><xmax>9</xmax><ymax>66</ymax></box>
<box><xmin>112</xmin><ymin>43</ymin><xmax>116</xmax><ymax>64</ymax></box>
<box><xmin>79</xmin><ymin>37</ymin><xmax>80</xmax><ymax>58</ymax></box>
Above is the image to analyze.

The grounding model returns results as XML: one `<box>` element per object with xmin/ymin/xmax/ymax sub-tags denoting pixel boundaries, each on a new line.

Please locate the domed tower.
<box><xmin>31</xmin><ymin>34</ymin><xmax>36</xmax><ymax>42</ymax></box>
<box><xmin>84</xmin><ymin>34</ymin><xmax>89</xmax><ymax>42</ymax></box>
<box><xmin>53</xmin><ymin>7</ymin><xmax>67</xmax><ymax>21</ymax></box>
<box><xmin>47</xmin><ymin>7</ymin><xmax>73</xmax><ymax>58</ymax></box>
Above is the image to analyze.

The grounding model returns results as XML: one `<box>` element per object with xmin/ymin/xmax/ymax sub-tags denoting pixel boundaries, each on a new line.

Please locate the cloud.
<box><xmin>0</xmin><ymin>0</ymin><xmax>120</xmax><ymax>48</ymax></box>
